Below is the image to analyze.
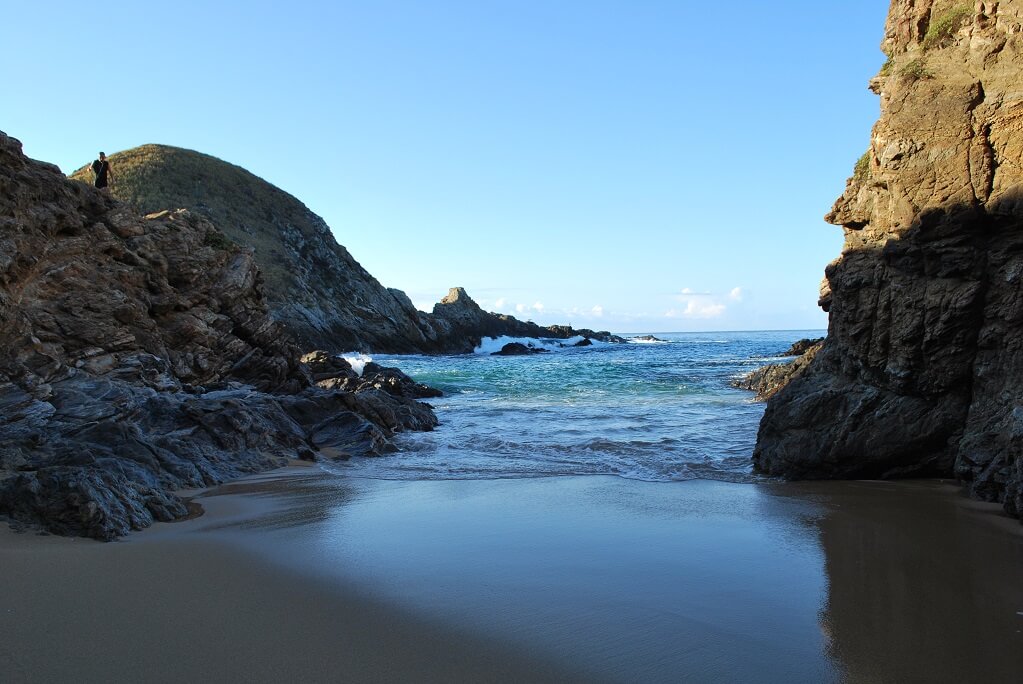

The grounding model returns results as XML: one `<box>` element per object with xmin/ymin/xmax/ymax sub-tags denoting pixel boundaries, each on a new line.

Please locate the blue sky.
<box><xmin>7</xmin><ymin>1</ymin><xmax>888</xmax><ymax>333</ymax></box>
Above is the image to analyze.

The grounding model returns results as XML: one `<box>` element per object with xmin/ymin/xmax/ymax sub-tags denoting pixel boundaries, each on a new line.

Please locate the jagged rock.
<box><xmin>492</xmin><ymin>342</ymin><xmax>548</xmax><ymax>356</ymax></box>
<box><xmin>432</xmin><ymin>287</ymin><xmax>624</xmax><ymax>353</ymax></box>
<box><xmin>732</xmin><ymin>341</ymin><xmax>824</xmax><ymax>401</ymax></box>
<box><xmin>0</xmin><ymin>130</ymin><xmax>440</xmax><ymax>539</ymax></box>
<box><xmin>753</xmin><ymin>0</ymin><xmax>1023</xmax><ymax>521</ymax></box>
<box><xmin>781</xmin><ymin>337</ymin><xmax>824</xmax><ymax>356</ymax></box>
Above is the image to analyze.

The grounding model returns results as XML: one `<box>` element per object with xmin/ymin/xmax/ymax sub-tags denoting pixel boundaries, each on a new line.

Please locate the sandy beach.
<box><xmin>2</xmin><ymin>467</ymin><xmax>1022</xmax><ymax>683</ymax></box>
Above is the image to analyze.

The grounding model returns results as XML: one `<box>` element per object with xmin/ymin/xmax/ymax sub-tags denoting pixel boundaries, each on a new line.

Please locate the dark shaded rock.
<box><xmin>0</xmin><ymin>130</ymin><xmax>440</xmax><ymax>539</ymax></box>
<box><xmin>573</xmin><ymin>338</ymin><xmax>593</xmax><ymax>347</ymax></box>
<box><xmin>491</xmin><ymin>342</ymin><xmax>549</xmax><ymax>356</ymax></box>
<box><xmin>781</xmin><ymin>337</ymin><xmax>824</xmax><ymax>356</ymax></box>
<box><xmin>432</xmin><ymin>287</ymin><xmax>624</xmax><ymax>353</ymax></box>
<box><xmin>753</xmin><ymin>2</ymin><xmax>1023</xmax><ymax>521</ymax></box>
<box><xmin>630</xmin><ymin>335</ymin><xmax>665</xmax><ymax>343</ymax></box>
<box><xmin>732</xmin><ymin>341</ymin><xmax>824</xmax><ymax>401</ymax></box>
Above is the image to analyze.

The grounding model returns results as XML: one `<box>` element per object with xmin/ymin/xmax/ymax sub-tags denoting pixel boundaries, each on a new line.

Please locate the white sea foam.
<box><xmin>627</xmin><ymin>336</ymin><xmax>668</xmax><ymax>345</ymax></box>
<box><xmin>339</xmin><ymin>352</ymin><xmax>373</xmax><ymax>376</ymax></box>
<box><xmin>473</xmin><ymin>335</ymin><xmax>603</xmax><ymax>355</ymax></box>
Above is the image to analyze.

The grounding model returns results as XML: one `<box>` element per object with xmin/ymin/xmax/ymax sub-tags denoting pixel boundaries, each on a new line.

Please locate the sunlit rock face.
<box><xmin>754</xmin><ymin>0</ymin><xmax>1023</xmax><ymax>519</ymax></box>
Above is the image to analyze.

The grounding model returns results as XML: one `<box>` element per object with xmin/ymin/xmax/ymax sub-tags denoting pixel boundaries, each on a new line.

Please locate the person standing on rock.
<box><xmin>91</xmin><ymin>152</ymin><xmax>113</xmax><ymax>191</ymax></box>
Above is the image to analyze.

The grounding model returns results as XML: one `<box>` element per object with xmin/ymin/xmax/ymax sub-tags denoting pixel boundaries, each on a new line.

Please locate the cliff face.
<box><xmin>71</xmin><ymin>145</ymin><xmax>448</xmax><ymax>353</ymax></box>
<box><xmin>1</xmin><ymin>131</ymin><xmax>437</xmax><ymax>539</ymax></box>
<box><xmin>754</xmin><ymin>1</ymin><xmax>1023</xmax><ymax>519</ymax></box>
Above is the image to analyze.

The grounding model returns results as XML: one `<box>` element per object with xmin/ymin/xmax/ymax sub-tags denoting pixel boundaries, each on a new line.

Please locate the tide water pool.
<box><xmin>337</xmin><ymin>330</ymin><xmax>816</xmax><ymax>482</ymax></box>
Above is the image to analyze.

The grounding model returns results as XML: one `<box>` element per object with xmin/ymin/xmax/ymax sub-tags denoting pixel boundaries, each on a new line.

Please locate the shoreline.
<box><xmin>3</xmin><ymin>467</ymin><xmax>1022</xmax><ymax>683</ymax></box>
<box><xmin>0</xmin><ymin>466</ymin><xmax>596</xmax><ymax>684</ymax></box>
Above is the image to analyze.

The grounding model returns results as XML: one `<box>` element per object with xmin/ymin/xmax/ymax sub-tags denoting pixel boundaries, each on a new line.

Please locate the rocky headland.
<box><xmin>732</xmin><ymin>339</ymin><xmax>825</xmax><ymax>401</ymax></box>
<box><xmin>753</xmin><ymin>0</ymin><xmax>1023</xmax><ymax>521</ymax></box>
<box><xmin>71</xmin><ymin>146</ymin><xmax>618</xmax><ymax>355</ymax></box>
<box><xmin>0</xmin><ymin>131</ymin><xmax>438</xmax><ymax>539</ymax></box>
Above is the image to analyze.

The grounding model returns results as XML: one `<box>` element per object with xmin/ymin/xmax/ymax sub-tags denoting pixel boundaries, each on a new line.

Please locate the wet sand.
<box><xmin>2</xmin><ymin>467</ymin><xmax>1022</xmax><ymax>683</ymax></box>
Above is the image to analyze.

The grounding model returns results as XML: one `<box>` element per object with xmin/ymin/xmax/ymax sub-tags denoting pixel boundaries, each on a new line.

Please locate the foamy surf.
<box><xmin>473</xmin><ymin>335</ymin><xmax>608</xmax><ymax>355</ymax></box>
<box><xmin>331</xmin><ymin>330</ymin><xmax>825</xmax><ymax>483</ymax></box>
<box><xmin>338</xmin><ymin>352</ymin><xmax>373</xmax><ymax>376</ymax></box>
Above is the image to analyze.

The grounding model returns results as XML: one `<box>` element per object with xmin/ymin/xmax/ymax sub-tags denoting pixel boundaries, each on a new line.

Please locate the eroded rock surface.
<box><xmin>754</xmin><ymin>1</ymin><xmax>1023</xmax><ymax>520</ymax></box>
<box><xmin>0</xmin><ymin>131</ymin><xmax>437</xmax><ymax>539</ymax></box>
<box><xmin>732</xmin><ymin>341</ymin><xmax>824</xmax><ymax>401</ymax></box>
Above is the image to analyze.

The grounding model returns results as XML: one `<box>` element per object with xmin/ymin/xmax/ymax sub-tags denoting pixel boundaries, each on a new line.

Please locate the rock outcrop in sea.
<box><xmin>71</xmin><ymin>146</ymin><xmax>617</xmax><ymax>354</ymax></box>
<box><xmin>431</xmin><ymin>287</ymin><xmax>625</xmax><ymax>353</ymax></box>
<box><xmin>753</xmin><ymin>0</ymin><xmax>1023</xmax><ymax>521</ymax></box>
<box><xmin>0</xmin><ymin>131</ymin><xmax>437</xmax><ymax>539</ymax></box>
<box><xmin>732</xmin><ymin>340</ymin><xmax>824</xmax><ymax>401</ymax></box>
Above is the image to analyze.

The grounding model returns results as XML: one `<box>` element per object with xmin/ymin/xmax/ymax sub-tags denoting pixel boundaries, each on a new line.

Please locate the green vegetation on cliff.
<box><xmin>923</xmin><ymin>4</ymin><xmax>973</xmax><ymax>50</ymax></box>
<box><xmin>853</xmin><ymin>151</ymin><xmax>871</xmax><ymax>181</ymax></box>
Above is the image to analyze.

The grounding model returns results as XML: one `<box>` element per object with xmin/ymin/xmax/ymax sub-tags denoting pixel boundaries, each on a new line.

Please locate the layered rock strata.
<box><xmin>754</xmin><ymin>1</ymin><xmax>1023</xmax><ymax>520</ymax></box>
<box><xmin>0</xmin><ymin>131</ymin><xmax>437</xmax><ymax>539</ymax></box>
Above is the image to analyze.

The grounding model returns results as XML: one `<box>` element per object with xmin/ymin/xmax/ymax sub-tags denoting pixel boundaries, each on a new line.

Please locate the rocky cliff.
<box><xmin>70</xmin><ymin>146</ymin><xmax>617</xmax><ymax>354</ymax></box>
<box><xmin>1</xmin><ymin>131</ymin><xmax>437</xmax><ymax>539</ymax></box>
<box><xmin>754</xmin><ymin>1</ymin><xmax>1023</xmax><ymax>520</ymax></box>
<box><xmin>71</xmin><ymin>145</ymin><xmax>448</xmax><ymax>353</ymax></box>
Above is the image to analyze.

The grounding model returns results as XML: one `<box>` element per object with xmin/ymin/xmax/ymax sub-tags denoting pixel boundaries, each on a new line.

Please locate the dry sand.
<box><xmin>2</xmin><ymin>466</ymin><xmax>1022</xmax><ymax>683</ymax></box>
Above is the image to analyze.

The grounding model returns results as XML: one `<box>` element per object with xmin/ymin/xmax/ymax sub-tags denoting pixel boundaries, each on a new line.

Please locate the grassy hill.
<box><xmin>71</xmin><ymin>145</ymin><xmax>438</xmax><ymax>352</ymax></box>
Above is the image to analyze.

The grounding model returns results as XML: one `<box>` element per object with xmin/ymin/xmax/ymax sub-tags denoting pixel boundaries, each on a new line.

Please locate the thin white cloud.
<box><xmin>591</xmin><ymin>305</ymin><xmax>604</xmax><ymax>318</ymax></box>
<box><xmin>532</xmin><ymin>301</ymin><xmax>545</xmax><ymax>312</ymax></box>
<box><xmin>729</xmin><ymin>287</ymin><xmax>743</xmax><ymax>302</ymax></box>
<box><xmin>664</xmin><ymin>301</ymin><xmax>727</xmax><ymax>319</ymax></box>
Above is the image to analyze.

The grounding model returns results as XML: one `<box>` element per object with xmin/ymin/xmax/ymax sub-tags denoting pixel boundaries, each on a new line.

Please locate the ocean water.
<box><xmin>332</xmin><ymin>330</ymin><xmax>823</xmax><ymax>481</ymax></box>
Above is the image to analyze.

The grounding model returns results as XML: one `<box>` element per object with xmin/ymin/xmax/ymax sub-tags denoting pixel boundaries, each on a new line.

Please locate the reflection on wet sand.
<box><xmin>775</xmin><ymin>480</ymin><xmax>1023</xmax><ymax>683</ymax></box>
<box><xmin>176</xmin><ymin>470</ymin><xmax>1023</xmax><ymax>682</ymax></box>
<box><xmin>189</xmin><ymin>469</ymin><xmax>359</xmax><ymax>532</ymax></box>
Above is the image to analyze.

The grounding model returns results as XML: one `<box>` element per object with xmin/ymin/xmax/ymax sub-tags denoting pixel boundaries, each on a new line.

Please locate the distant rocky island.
<box><xmin>752</xmin><ymin>0</ymin><xmax>1023</xmax><ymax>522</ymax></box>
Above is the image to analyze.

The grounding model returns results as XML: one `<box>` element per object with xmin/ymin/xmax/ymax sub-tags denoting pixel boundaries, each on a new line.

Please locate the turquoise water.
<box><xmin>333</xmin><ymin>330</ymin><xmax>822</xmax><ymax>481</ymax></box>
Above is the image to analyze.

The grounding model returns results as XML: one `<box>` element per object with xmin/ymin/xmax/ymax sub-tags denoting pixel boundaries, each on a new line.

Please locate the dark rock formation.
<box><xmin>431</xmin><ymin>287</ymin><xmax>624</xmax><ymax>353</ymax></box>
<box><xmin>732</xmin><ymin>341</ymin><xmax>824</xmax><ymax>401</ymax></box>
<box><xmin>753</xmin><ymin>1</ymin><xmax>1023</xmax><ymax>521</ymax></box>
<box><xmin>0</xmin><ymin>131</ymin><xmax>437</xmax><ymax>539</ymax></box>
<box><xmin>492</xmin><ymin>342</ymin><xmax>549</xmax><ymax>356</ymax></box>
<box><xmin>782</xmin><ymin>337</ymin><xmax>825</xmax><ymax>356</ymax></box>
<box><xmin>630</xmin><ymin>335</ymin><xmax>666</xmax><ymax>343</ymax></box>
